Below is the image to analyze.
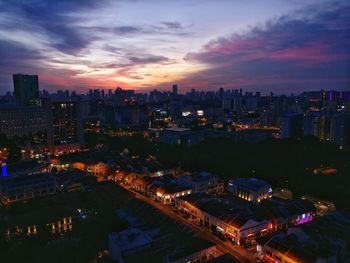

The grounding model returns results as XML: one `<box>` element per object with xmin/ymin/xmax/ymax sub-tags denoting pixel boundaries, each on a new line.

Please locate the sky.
<box><xmin>0</xmin><ymin>0</ymin><xmax>349</xmax><ymax>94</ymax></box>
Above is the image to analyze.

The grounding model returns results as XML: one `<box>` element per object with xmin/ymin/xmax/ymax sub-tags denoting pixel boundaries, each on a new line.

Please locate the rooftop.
<box><xmin>0</xmin><ymin>173</ymin><xmax>56</xmax><ymax>189</ymax></box>
<box><xmin>260</xmin><ymin>198</ymin><xmax>316</xmax><ymax>220</ymax></box>
<box><xmin>230</xmin><ymin>177</ymin><xmax>271</xmax><ymax>192</ymax></box>
<box><xmin>260</xmin><ymin>211</ymin><xmax>350</xmax><ymax>262</ymax></box>
<box><xmin>111</xmin><ymin>198</ymin><xmax>218</xmax><ymax>263</ymax></box>
<box><xmin>178</xmin><ymin>193</ymin><xmax>259</xmax><ymax>229</ymax></box>
<box><xmin>164</xmin><ymin>127</ymin><xmax>192</xmax><ymax>132</ymax></box>
<box><xmin>192</xmin><ymin>171</ymin><xmax>217</xmax><ymax>182</ymax></box>
<box><xmin>109</xmin><ymin>227</ymin><xmax>157</xmax><ymax>254</ymax></box>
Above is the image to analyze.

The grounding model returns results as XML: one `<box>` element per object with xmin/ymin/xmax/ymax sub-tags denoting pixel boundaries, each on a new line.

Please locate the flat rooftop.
<box><xmin>113</xmin><ymin>197</ymin><xmax>217</xmax><ymax>263</ymax></box>
<box><xmin>164</xmin><ymin>127</ymin><xmax>191</xmax><ymax>132</ymax></box>
<box><xmin>231</xmin><ymin>177</ymin><xmax>271</xmax><ymax>192</ymax></box>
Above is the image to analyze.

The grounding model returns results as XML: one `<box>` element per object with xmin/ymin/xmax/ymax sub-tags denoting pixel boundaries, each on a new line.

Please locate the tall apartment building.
<box><xmin>280</xmin><ymin>113</ymin><xmax>303</xmax><ymax>139</ymax></box>
<box><xmin>0</xmin><ymin>105</ymin><xmax>48</xmax><ymax>138</ymax></box>
<box><xmin>330</xmin><ymin>113</ymin><xmax>350</xmax><ymax>147</ymax></box>
<box><xmin>303</xmin><ymin>113</ymin><xmax>331</xmax><ymax>142</ymax></box>
<box><xmin>13</xmin><ymin>74</ymin><xmax>40</xmax><ymax>107</ymax></box>
<box><xmin>47</xmin><ymin>100</ymin><xmax>84</xmax><ymax>155</ymax></box>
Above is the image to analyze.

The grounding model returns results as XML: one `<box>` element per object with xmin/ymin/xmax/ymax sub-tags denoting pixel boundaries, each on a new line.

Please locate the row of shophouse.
<box><xmin>115</xmin><ymin>169</ymin><xmax>320</xmax><ymax>249</ymax></box>
<box><xmin>257</xmin><ymin>211</ymin><xmax>350</xmax><ymax>262</ymax></box>
<box><xmin>176</xmin><ymin>193</ymin><xmax>272</xmax><ymax>246</ymax></box>
<box><xmin>175</xmin><ymin>193</ymin><xmax>316</xmax><ymax>247</ymax></box>
<box><xmin>116</xmin><ymin>170</ymin><xmax>224</xmax><ymax>203</ymax></box>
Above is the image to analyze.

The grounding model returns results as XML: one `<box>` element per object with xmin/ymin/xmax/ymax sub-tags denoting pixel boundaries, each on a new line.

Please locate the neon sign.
<box><xmin>295</xmin><ymin>213</ymin><xmax>313</xmax><ymax>225</ymax></box>
<box><xmin>1</xmin><ymin>163</ymin><xmax>8</xmax><ymax>177</ymax></box>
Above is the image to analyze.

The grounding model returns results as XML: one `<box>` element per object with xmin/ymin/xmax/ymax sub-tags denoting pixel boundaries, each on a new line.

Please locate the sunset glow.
<box><xmin>0</xmin><ymin>0</ymin><xmax>349</xmax><ymax>93</ymax></box>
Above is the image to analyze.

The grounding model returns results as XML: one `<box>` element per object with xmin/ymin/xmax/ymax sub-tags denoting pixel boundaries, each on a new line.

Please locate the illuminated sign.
<box><xmin>295</xmin><ymin>213</ymin><xmax>313</xmax><ymax>225</ymax></box>
<box><xmin>197</xmin><ymin>110</ymin><xmax>204</xmax><ymax>116</ymax></box>
<box><xmin>182</xmin><ymin>111</ymin><xmax>191</xmax><ymax>117</ymax></box>
<box><xmin>1</xmin><ymin>163</ymin><xmax>8</xmax><ymax>177</ymax></box>
<box><xmin>216</xmin><ymin>226</ymin><xmax>224</xmax><ymax>232</ymax></box>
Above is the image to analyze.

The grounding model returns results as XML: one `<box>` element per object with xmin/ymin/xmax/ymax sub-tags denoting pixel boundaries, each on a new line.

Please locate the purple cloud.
<box><xmin>1</xmin><ymin>0</ymin><xmax>101</xmax><ymax>55</ymax></box>
<box><xmin>128</xmin><ymin>55</ymin><xmax>170</xmax><ymax>64</ymax></box>
<box><xmin>183</xmin><ymin>3</ymin><xmax>350</xmax><ymax>93</ymax></box>
<box><xmin>0</xmin><ymin>40</ymin><xmax>46</xmax><ymax>90</ymax></box>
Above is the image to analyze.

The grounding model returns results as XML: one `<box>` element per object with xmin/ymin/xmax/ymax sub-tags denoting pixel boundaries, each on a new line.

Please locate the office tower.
<box><xmin>331</xmin><ymin>113</ymin><xmax>350</xmax><ymax>147</ymax></box>
<box><xmin>232</xmin><ymin>94</ymin><xmax>242</xmax><ymax>113</ymax></box>
<box><xmin>303</xmin><ymin>113</ymin><xmax>331</xmax><ymax>142</ymax></box>
<box><xmin>222</xmin><ymin>90</ymin><xmax>242</xmax><ymax>113</ymax></box>
<box><xmin>114</xmin><ymin>104</ymin><xmax>148</xmax><ymax>127</ymax></box>
<box><xmin>13</xmin><ymin>74</ymin><xmax>40</xmax><ymax>107</ymax></box>
<box><xmin>172</xmin><ymin>84</ymin><xmax>178</xmax><ymax>98</ymax></box>
<box><xmin>93</xmin><ymin>89</ymin><xmax>101</xmax><ymax>99</ymax></box>
<box><xmin>47</xmin><ymin>99</ymin><xmax>83</xmax><ymax>155</ymax></box>
<box><xmin>280</xmin><ymin>113</ymin><xmax>303</xmax><ymax>139</ymax></box>
<box><xmin>218</xmin><ymin>87</ymin><xmax>224</xmax><ymax>100</ymax></box>
<box><xmin>0</xmin><ymin>105</ymin><xmax>48</xmax><ymax>138</ymax></box>
<box><xmin>245</xmin><ymin>93</ymin><xmax>259</xmax><ymax>111</ymax></box>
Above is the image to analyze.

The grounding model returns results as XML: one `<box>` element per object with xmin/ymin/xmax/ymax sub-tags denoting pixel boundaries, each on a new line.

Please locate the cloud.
<box><xmin>0</xmin><ymin>1</ymin><xmax>194</xmax><ymax>92</ymax></box>
<box><xmin>113</xmin><ymin>26</ymin><xmax>141</xmax><ymax>35</ymax></box>
<box><xmin>83</xmin><ymin>26</ymin><xmax>142</xmax><ymax>36</ymax></box>
<box><xmin>0</xmin><ymin>0</ymin><xmax>101</xmax><ymax>55</ymax></box>
<box><xmin>128</xmin><ymin>55</ymin><xmax>170</xmax><ymax>64</ymax></box>
<box><xmin>161</xmin><ymin>22</ymin><xmax>183</xmax><ymax>29</ymax></box>
<box><xmin>82</xmin><ymin>21</ymin><xmax>191</xmax><ymax>39</ymax></box>
<box><xmin>0</xmin><ymin>40</ymin><xmax>46</xmax><ymax>90</ymax></box>
<box><xmin>1</xmin><ymin>1</ymin><xmax>349</xmax><ymax>94</ymax></box>
<box><xmin>182</xmin><ymin>2</ymin><xmax>350</xmax><ymax>92</ymax></box>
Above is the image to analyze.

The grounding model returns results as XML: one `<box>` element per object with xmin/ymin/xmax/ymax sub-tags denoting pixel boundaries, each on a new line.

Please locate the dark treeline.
<box><xmin>85</xmin><ymin>133</ymin><xmax>350</xmax><ymax>209</ymax></box>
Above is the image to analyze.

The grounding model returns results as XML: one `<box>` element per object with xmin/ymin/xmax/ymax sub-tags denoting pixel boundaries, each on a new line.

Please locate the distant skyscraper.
<box><xmin>219</xmin><ymin>87</ymin><xmax>224</xmax><ymax>100</ymax></box>
<box><xmin>13</xmin><ymin>74</ymin><xmax>39</xmax><ymax>107</ymax></box>
<box><xmin>330</xmin><ymin>113</ymin><xmax>350</xmax><ymax>147</ymax></box>
<box><xmin>280</xmin><ymin>113</ymin><xmax>303</xmax><ymax>139</ymax></box>
<box><xmin>172</xmin><ymin>84</ymin><xmax>178</xmax><ymax>98</ymax></box>
<box><xmin>303</xmin><ymin>113</ymin><xmax>331</xmax><ymax>142</ymax></box>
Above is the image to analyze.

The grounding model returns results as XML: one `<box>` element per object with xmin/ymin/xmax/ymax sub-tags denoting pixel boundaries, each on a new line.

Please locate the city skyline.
<box><xmin>0</xmin><ymin>0</ymin><xmax>349</xmax><ymax>94</ymax></box>
<box><xmin>1</xmin><ymin>2</ymin><xmax>350</xmax><ymax>261</ymax></box>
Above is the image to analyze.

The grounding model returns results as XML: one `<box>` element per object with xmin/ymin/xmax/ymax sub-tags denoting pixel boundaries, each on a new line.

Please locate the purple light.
<box><xmin>295</xmin><ymin>213</ymin><xmax>313</xmax><ymax>225</ymax></box>
<box><xmin>1</xmin><ymin>163</ymin><xmax>8</xmax><ymax>177</ymax></box>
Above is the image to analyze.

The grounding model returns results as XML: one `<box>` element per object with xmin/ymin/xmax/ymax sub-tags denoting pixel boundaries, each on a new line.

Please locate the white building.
<box><xmin>228</xmin><ymin>177</ymin><xmax>272</xmax><ymax>203</ymax></box>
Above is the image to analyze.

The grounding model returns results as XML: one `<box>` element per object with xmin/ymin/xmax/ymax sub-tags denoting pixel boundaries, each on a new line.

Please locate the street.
<box><xmin>121</xmin><ymin>185</ymin><xmax>256</xmax><ymax>263</ymax></box>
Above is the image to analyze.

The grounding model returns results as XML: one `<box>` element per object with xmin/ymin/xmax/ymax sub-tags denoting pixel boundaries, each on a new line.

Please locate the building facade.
<box><xmin>0</xmin><ymin>173</ymin><xmax>57</xmax><ymax>204</ymax></box>
<box><xmin>13</xmin><ymin>74</ymin><xmax>40</xmax><ymax>107</ymax></box>
<box><xmin>228</xmin><ymin>178</ymin><xmax>272</xmax><ymax>203</ymax></box>
<box><xmin>47</xmin><ymin>100</ymin><xmax>84</xmax><ymax>155</ymax></box>
<box><xmin>0</xmin><ymin>105</ymin><xmax>48</xmax><ymax>138</ymax></box>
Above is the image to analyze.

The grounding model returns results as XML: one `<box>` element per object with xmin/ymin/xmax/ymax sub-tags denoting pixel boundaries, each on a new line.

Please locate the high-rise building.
<box><xmin>47</xmin><ymin>100</ymin><xmax>83</xmax><ymax>155</ymax></box>
<box><xmin>114</xmin><ymin>104</ymin><xmax>148</xmax><ymax>127</ymax></box>
<box><xmin>13</xmin><ymin>74</ymin><xmax>40</xmax><ymax>107</ymax></box>
<box><xmin>303</xmin><ymin>113</ymin><xmax>331</xmax><ymax>142</ymax></box>
<box><xmin>280</xmin><ymin>113</ymin><xmax>303</xmax><ymax>139</ymax></box>
<box><xmin>0</xmin><ymin>105</ymin><xmax>48</xmax><ymax>138</ymax></box>
<box><xmin>330</xmin><ymin>113</ymin><xmax>350</xmax><ymax>148</ymax></box>
<box><xmin>172</xmin><ymin>84</ymin><xmax>178</xmax><ymax>98</ymax></box>
<box><xmin>222</xmin><ymin>94</ymin><xmax>242</xmax><ymax>113</ymax></box>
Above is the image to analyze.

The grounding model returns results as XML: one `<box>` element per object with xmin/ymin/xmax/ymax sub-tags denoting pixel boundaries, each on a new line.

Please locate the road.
<box><xmin>123</xmin><ymin>185</ymin><xmax>255</xmax><ymax>263</ymax></box>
